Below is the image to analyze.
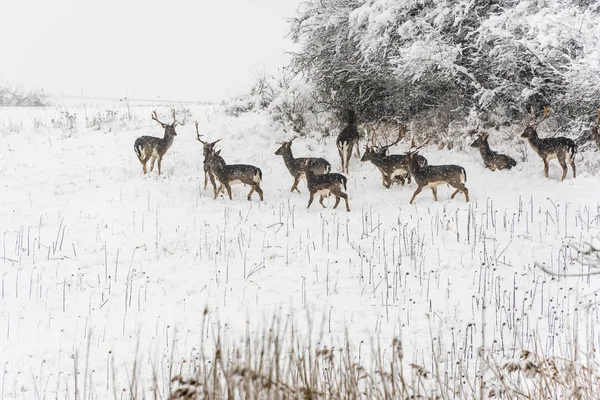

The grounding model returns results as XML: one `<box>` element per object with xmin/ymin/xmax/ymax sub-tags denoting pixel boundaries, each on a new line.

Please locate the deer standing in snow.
<box><xmin>134</xmin><ymin>110</ymin><xmax>179</xmax><ymax>175</ymax></box>
<box><xmin>521</xmin><ymin>107</ymin><xmax>576</xmax><ymax>181</ymax></box>
<box><xmin>275</xmin><ymin>137</ymin><xmax>331</xmax><ymax>192</ymax></box>
<box><xmin>336</xmin><ymin>110</ymin><xmax>360</xmax><ymax>174</ymax></box>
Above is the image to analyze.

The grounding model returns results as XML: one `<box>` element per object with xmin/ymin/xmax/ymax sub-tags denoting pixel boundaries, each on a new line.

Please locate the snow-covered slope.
<box><xmin>0</xmin><ymin>104</ymin><xmax>599</xmax><ymax>398</ymax></box>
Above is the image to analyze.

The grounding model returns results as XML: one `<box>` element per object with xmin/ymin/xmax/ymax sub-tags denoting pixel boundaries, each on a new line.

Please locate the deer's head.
<box><xmin>152</xmin><ymin>110</ymin><xmax>178</xmax><ymax>137</ymax></box>
<box><xmin>274</xmin><ymin>137</ymin><xmax>297</xmax><ymax>156</ymax></box>
<box><xmin>522</xmin><ymin>106</ymin><xmax>551</xmax><ymax>139</ymax></box>
<box><xmin>470</xmin><ymin>133</ymin><xmax>489</xmax><ymax>148</ymax></box>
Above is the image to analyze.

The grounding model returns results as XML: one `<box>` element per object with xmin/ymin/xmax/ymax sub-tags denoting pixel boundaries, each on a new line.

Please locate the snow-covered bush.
<box><xmin>289</xmin><ymin>0</ymin><xmax>600</xmax><ymax>143</ymax></box>
<box><xmin>0</xmin><ymin>82</ymin><xmax>47</xmax><ymax>107</ymax></box>
<box><xmin>224</xmin><ymin>68</ymin><xmax>335</xmax><ymax>136</ymax></box>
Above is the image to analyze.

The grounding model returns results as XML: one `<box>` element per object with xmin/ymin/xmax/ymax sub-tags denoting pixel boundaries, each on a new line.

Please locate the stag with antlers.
<box><xmin>521</xmin><ymin>107</ymin><xmax>576</xmax><ymax>181</ymax></box>
<box><xmin>361</xmin><ymin>126</ymin><xmax>427</xmax><ymax>188</ymax></box>
<box><xmin>194</xmin><ymin>121</ymin><xmax>223</xmax><ymax>197</ymax></box>
<box><xmin>134</xmin><ymin>110</ymin><xmax>180</xmax><ymax>175</ymax></box>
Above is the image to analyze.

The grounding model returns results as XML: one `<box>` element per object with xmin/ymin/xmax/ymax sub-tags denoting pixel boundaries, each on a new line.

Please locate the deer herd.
<box><xmin>134</xmin><ymin>106</ymin><xmax>589</xmax><ymax>211</ymax></box>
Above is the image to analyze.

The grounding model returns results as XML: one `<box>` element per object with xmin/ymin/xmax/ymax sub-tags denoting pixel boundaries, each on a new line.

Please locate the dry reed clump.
<box><xmin>163</xmin><ymin>313</ymin><xmax>600</xmax><ymax>400</ymax></box>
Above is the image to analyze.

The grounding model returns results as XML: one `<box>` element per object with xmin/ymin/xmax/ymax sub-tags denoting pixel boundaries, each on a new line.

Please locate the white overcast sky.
<box><xmin>0</xmin><ymin>0</ymin><xmax>301</xmax><ymax>102</ymax></box>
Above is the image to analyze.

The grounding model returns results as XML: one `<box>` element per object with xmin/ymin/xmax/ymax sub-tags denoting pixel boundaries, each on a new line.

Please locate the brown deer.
<box><xmin>204</xmin><ymin>150</ymin><xmax>264</xmax><ymax>201</ymax></box>
<box><xmin>406</xmin><ymin>151</ymin><xmax>469</xmax><ymax>204</ymax></box>
<box><xmin>194</xmin><ymin>121</ymin><xmax>223</xmax><ymax>197</ymax></box>
<box><xmin>521</xmin><ymin>107</ymin><xmax>576</xmax><ymax>181</ymax></box>
<box><xmin>274</xmin><ymin>137</ymin><xmax>331</xmax><ymax>192</ymax></box>
<box><xmin>305</xmin><ymin>169</ymin><xmax>350</xmax><ymax>212</ymax></box>
<box><xmin>134</xmin><ymin>110</ymin><xmax>179</xmax><ymax>175</ymax></box>
<box><xmin>361</xmin><ymin>126</ymin><xmax>427</xmax><ymax>187</ymax></box>
<box><xmin>470</xmin><ymin>133</ymin><xmax>517</xmax><ymax>171</ymax></box>
<box><xmin>336</xmin><ymin>110</ymin><xmax>360</xmax><ymax>173</ymax></box>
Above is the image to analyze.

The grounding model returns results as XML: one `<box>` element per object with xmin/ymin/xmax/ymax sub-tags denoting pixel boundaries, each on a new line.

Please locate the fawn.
<box><xmin>406</xmin><ymin>151</ymin><xmax>469</xmax><ymax>204</ymax></box>
<box><xmin>134</xmin><ymin>110</ymin><xmax>179</xmax><ymax>175</ymax></box>
<box><xmin>521</xmin><ymin>107</ymin><xmax>576</xmax><ymax>181</ymax></box>
<box><xmin>470</xmin><ymin>133</ymin><xmax>517</xmax><ymax>171</ymax></box>
<box><xmin>204</xmin><ymin>150</ymin><xmax>264</xmax><ymax>201</ymax></box>
<box><xmin>275</xmin><ymin>137</ymin><xmax>331</xmax><ymax>192</ymax></box>
<box><xmin>305</xmin><ymin>169</ymin><xmax>350</xmax><ymax>212</ymax></box>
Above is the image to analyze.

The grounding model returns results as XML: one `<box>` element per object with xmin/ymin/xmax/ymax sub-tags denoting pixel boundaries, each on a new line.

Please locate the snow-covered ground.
<box><xmin>0</xmin><ymin>103</ymin><xmax>599</xmax><ymax>398</ymax></box>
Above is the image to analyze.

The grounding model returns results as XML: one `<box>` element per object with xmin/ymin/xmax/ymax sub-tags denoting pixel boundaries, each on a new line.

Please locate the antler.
<box><xmin>379</xmin><ymin>125</ymin><xmax>405</xmax><ymax>151</ymax></box>
<box><xmin>195</xmin><ymin>121</ymin><xmax>206</xmax><ymax>144</ymax></box>
<box><xmin>528</xmin><ymin>106</ymin><xmax>552</xmax><ymax>128</ymax></box>
<box><xmin>151</xmin><ymin>110</ymin><xmax>166</xmax><ymax>126</ymax></box>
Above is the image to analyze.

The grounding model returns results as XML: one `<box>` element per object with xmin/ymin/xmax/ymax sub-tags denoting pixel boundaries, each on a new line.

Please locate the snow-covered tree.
<box><xmin>290</xmin><ymin>0</ymin><xmax>600</xmax><ymax>138</ymax></box>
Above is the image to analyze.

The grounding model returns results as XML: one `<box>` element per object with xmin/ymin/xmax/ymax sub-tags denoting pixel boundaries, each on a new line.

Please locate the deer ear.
<box><xmin>216</xmin><ymin>150</ymin><xmax>221</xmax><ymax>155</ymax></box>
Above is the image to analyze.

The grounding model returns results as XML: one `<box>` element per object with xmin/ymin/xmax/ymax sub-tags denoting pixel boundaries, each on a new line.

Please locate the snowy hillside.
<box><xmin>0</xmin><ymin>103</ymin><xmax>599</xmax><ymax>398</ymax></box>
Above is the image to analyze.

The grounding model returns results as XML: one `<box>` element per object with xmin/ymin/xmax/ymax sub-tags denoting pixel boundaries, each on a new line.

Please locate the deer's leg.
<box><xmin>345</xmin><ymin>146</ymin><xmax>352</xmax><ymax>173</ymax></box>
<box><xmin>558</xmin><ymin>157</ymin><xmax>568</xmax><ymax>181</ymax></box>
<box><xmin>214</xmin><ymin>184</ymin><xmax>224</xmax><ymax>200</ymax></box>
<box><xmin>247</xmin><ymin>186</ymin><xmax>255</xmax><ymax>201</ymax></box>
<box><xmin>409</xmin><ymin>186</ymin><xmax>423</xmax><ymax>204</ymax></box>
<box><xmin>254</xmin><ymin>184</ymin><xmax>264</xmax><ymax>201</ymax></box>
<box><xmin>340</xmin><ymin>192</ymin><xmax>350</xmax><ymax>212</ymax></box>
<box><xmin>307</xmin><ymin>192</ymin><xmax>315</xmax><ymax>209</ymax></box>
<box><xmin>291</xmin><ymin>176</ymin><xmax>301</xmax><ymax>193</ymax></box>
<box><xmin>157</xmin><ymin>156</ymin><xmax>163</xmax><ymax>176</ymax></box>
<box><xmin>543</xmin><ymin>159</ymin><xmax>549</xmax><ymax>178</ymax></box>
<box><xmin>225</xmin><ymin>184</ymin><xmax>233</xmax><ymax>200</ymax></box>
<box><xmin>319</xmin><ymin>195</ymin><xmax>327</xmax><ymax>208</ymax></box>
<box><xmin>431</xmin><ymin>187</ymin><xmax>438</xmax><ymax>201</ymax></box>
<box><xmin>354</xmin><ymin>142</ymin><xmax>360</xmax><ymax>158</ymax></box>
<box><xmin>149</xmin><ymin>156</ymin><xmax>157</xmax><ymax>172</ymax></box>
<box><xmin>570</xmin><ymin>159</ymin><xmax>576</xmax><ymax>178</ymax></box>
<box><xmin>142</xmin><ymin>161</ymin><xmax>148</xmax><ymax>174</ymax></box>
<box><xmin>338</xmin><ymin>148</ymin><xmax>344</xmax><ymax>172</ymax></box>
<box><xmin>332</xmin><ymin>194</ymin><xmax>340</xmax><ymax>209</ymax></box>
<box><xmin>449</xmin><ymin>183</ymin><xmax>469</xmax><ymax>202</ymax></box>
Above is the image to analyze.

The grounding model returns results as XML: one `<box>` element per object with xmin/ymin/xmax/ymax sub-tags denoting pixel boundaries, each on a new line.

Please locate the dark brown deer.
<box><xmin>194</xmin><ymin>121</ymin><xmax>223</xmax><ymax>197</ymax></box>
<box><xmin>204</xmin><ymin>150</ymin><xmax>263</xmax><ymax>201</ymax></box>
<box><xmin>275</xmin><ymin>137</ymin><xmax>331</xmax><ymax>192</ymax></box>
<box><xmin>470</xmin><ymin>133</ymin><xmax>517</xmax><ymax>171</ymax></box>
<box><xmin>134</xmin><ymin>110</ymin><xmax>179</xmax><ymax>175</ymax></box>
<box><xmin>406</xmin><ymin>151</ymin><xmax>469</xmax><ymax>204</ymax></box>
<box><xmin>305</xmin><ymin>169</ymin><xmax>350</xmax><ymax>212</ymax></box>
<box><xmin>521</xmin><ymin>107</ymin><xmax>576</xmax><ymax>181</ymax></box>
<box><xmin>361</xmin><ymin>126</ymin><xmax>427</xmax><ymax>187</ymax></box>
<box><xmin>336</xmin><ymin>110</ymin><xmax>360</xmax><ymax>174</ymax></box>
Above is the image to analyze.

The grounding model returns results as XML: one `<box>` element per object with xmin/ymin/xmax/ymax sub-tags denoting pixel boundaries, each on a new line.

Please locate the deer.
<box><xmin>204</xmin><ymin>149</ymin><xmax>264</xmax><ymax>201</ymax></box>
<box><xmin>470</xmin><ymin>133</ymin><xmax>517</xmax><ymax>171</ymax></box>
<box><xmin>521</xmin><ymin>106</ymin><xmax>576</xmax><ymax>181</ymax></box>
<box><xmin>194</xmin><ymin>121</ymin><xmax>223</xmax><ymax>197</ymax></box>
<box><xmin>134</xmin><ymin>110</ymin><xmax>179</xmax><ymax>175</ymax></box>
<box><xmin>336</xmin><ymin>109</ymin><xmax>360</xmax><ymax>174</ymax></box>
<box><xmin>274</xmin><ymin>137</ymin><xmax>331</xmax><ymax>192</ymax></box>
<box><xmin>405</xmin><ymin>150</ymin><xmax>469</xmax><ymax>204</ymax></box>
<box><xmin>305</xmin><ymin>169</ymin><xmax>350</xmax><ymax>212</ymax></box>
<box><xmin>361</xmin><ymin>126</ymin><xmax>428</xmax><ymax>188</ymax></box>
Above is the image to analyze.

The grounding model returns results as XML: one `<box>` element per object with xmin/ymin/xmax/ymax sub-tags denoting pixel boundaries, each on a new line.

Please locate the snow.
<box><xmin>0</xmin><ymin>103</ymin><xmax>599</xmax><ymax>398</ymax></box>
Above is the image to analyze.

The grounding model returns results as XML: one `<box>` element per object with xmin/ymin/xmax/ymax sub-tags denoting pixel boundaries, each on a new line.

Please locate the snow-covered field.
<box><xmin>1</xmin><ymin>103</ymin><xmax>599</xmax><ymax>398</ymax></box>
